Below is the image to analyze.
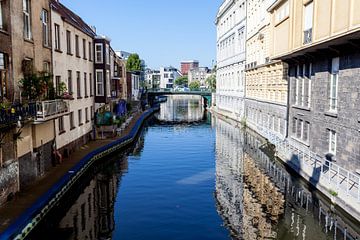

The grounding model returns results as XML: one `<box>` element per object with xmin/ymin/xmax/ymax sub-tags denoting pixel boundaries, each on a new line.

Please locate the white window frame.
<box><xmin>54</xmin><ymin>24</ymin><xmax>60</xmax><ymax>50</ymax></box>
<box><xmin>275</xmin><ymin>0</ymin><xmax>289</xmax><ymax>24</ymax></box>
<box><xmin>329</xmin><ymin>130</ymin><xmax>337</xmax><ymax>155</ymax></box>
<box><xmin>95</xmin><ymin>43</ymin><xmax>103</xmax><ymax>64</ymax></box>
<box><xmin>0</xmin><ymin>0</ymin><xmax>4</xmax><ymax>30</ymax></box>
<box><xmin>304</xmin><ymin>1</ymin><xmax>314</xmax><ymax>31</ymax></box>
<box><xmin>105</xmin><ymin>44</ymin><xmax>110</xmax><ymax>65</ymax></box>
<box><xmin>96</xmin><ymin>69</ymin><xmax>104</xmax><ymax>96</ymax></box>
<box><xmin>41</xmin><ymin>9</ymin><xmax>49</xmax><ymax>46</ymax></box>
<box><xmin>330</xmin><ymin>57</ymin><xmax>339</xmax><ymax>112</ymax></box>
<box><xmin>23</xmin><ymin>0</ymin><xmax>32</xmax><ymax>40</ymax></box>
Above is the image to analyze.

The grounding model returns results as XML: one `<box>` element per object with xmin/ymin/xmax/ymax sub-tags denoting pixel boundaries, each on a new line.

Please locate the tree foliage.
<box><xmin>189</xmin><ymin>81</ymin><xmax>200</xmax><ymax>91</ymax></box>
<box><xmin>175</xmin><ymin>76</ymin><xmax>188</xmax><ymax>86</ymax></box>
<box><xmin>19</xmin><ymin>72</ymin><xmax>54</xmax><ymax>101</ymax></box>
<box><xmin>206</xmin><ymin>74</ymin><xmax>216</xmax><ymax>92</ymax></box>
<box><xmin>126</xmin><ymin>53</ymin><xmax>142</xmax><ymax>72</ymax></box>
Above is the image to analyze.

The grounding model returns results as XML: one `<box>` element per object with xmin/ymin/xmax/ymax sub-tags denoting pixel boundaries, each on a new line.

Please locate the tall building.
<box><xmin>180</xmin><ymin>60</ymin><xmax>199</xmax><ymax>75</ymax></box>
<box><xmin>244</xmin><ymin>0</ymin><xmax>288</xmax><ymax>139</ymax></box>
<box><xmin>51</xmin><ymin>0</ymin><xmax>95</xmax><ymax>157</ymax></box>
<box><xmin>215</xmin><ymin>0</ymin><xmax>247</xmax><ymax>121</ymax></box>
<box><xmin>159</xmin><ymin>66</ymin><xmax>182</xmax><ymax>89</ymax></box>
<box><xmin>269</xmin><ymin>0</ymin><xmax>360</xmax><ymax>171</ymax></box>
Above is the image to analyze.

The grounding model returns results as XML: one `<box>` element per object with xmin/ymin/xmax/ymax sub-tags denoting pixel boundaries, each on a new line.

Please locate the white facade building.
<box><xmin>215</xmin><ymin>0</ymin><xmax>247</xmax><ymax>121</ymax></box>
<box><xmin>145</xmin><ymin>69</ymin><xmax>161</xmax><ymax>89</ymax></box>
<box><xmin>188</xmin><ymin>67</ymin><xmax>211</xmax><ymax>88</ymax></box>
<box><xmin>51</xmin><ymin>3</ymin><xmax>95</xmax><ymax>152</ymax></box>
<box><xmin>159</xmin><ymin>67</ymin><xmax>181</xmax><ymax>89</ymax></box>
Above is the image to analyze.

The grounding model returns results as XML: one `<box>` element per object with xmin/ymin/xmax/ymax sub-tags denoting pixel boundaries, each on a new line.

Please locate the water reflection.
<box><xmin>214</xmin><ymin>115</ymin><xmax>360</xmax><ymax>240</ymax></box>
<box><xmin>156</xmin><ymin>95</ymin><xmax>205</xmax><ymax>122</ymax></box>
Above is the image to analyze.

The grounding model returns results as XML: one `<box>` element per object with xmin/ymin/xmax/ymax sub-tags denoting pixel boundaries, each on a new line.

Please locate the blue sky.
<box><xmin>61</xmin><ymin>0</ymin><xmax>222</xmax><ymax>69</ymax></box>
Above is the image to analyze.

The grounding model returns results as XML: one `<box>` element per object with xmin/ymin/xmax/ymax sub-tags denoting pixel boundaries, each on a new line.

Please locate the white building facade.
<box><xmin>159</xmin><ymin>67</ymin><xmax>181</xmax><ymax>89</ymax></box>
<box><xmin>188</xmin><ymin>67</ymin><xmax>211</xmax><ymax>89</ymax></box>
<box><xmin>51</xmin><ymin>2</ymin><xmax>95</xmax><ymax>153</ymax></box>
<box><xmin>215</xmin><ymin>0</ymin><xmax>247</xmax><ymax>121</ymax></box>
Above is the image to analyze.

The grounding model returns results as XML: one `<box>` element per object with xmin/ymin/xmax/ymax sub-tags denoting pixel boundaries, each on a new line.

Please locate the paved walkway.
<box><xmin>0</xmin><ymin>112</ymin><xmax>143</xmax><ymax>233</ymax></box>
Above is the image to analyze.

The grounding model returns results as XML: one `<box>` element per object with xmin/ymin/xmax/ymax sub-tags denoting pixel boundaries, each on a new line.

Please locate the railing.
<box><xmin>254</xmin><ymin>124</ymin><xmax>360</xmax><ymax>205</ymax></box>
<box><xmin>36</xmin><ymin>100</ymin><xmax>69</xmax><ymax>122</ymax></box>
<box><xmin>0</xmin><ymin>103</ymin><xmax>37</xmax><ymax>127</ymax></box>
<box><xmin>304</xmin><ymin>28</ymin><xmax>312</xmax><ymax>44</ymax></box>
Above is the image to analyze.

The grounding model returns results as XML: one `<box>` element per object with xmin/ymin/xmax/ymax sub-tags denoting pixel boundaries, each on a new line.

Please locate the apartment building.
<box><xmin>145</xmin><ymin>69</ymin><xmax>161</xmax><ymax>89</ymax></box>
<box><xmin>188</xmin><ymin>67</ymin><xmax>211</xmax><ymax>88</ymax></box>
<box><xmin>180</xmin><ymin>60</ymin><xmax>199</xmax><ymax>75</ymax></box>
<box><xmin>215</xmin><ymin>0</ymin><xmax>247</xmax><ymax>121</ymax></box>
<box><xmin>51</xmin><ymin>0</ymin><xmax>95</xmax><ymax>156</ymax></box>
<box><xmin>269</xmin><ymin>0</ymin><xmax>360</xmax><ymax>171</ymax></box>
<box><xmin>0</xmin><ymin>0</ymin><xmax>11</xmax><ymax>101</ymax></box>
<box><xmin>245</xmin><ymin>0</ymin><xmax>288</xmax><ymax>139</ymax></box>
<box><xmin>159</xmin><ymin>66</ymin><xmax>181</xmax><ymax>89</ymax></box>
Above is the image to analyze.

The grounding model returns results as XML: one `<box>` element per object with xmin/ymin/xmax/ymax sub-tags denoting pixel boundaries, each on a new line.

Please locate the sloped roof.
<box><xmin>51</xmin><ymin>0</ymin><xmax>96</xmax><ymax>38</ymax></box>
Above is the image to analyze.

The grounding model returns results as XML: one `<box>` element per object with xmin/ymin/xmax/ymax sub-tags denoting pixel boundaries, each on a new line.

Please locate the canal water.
<box><xmin>28</xmin><ymin>95</ymin><xmax>360</xmax><ymax>240</ymax></box>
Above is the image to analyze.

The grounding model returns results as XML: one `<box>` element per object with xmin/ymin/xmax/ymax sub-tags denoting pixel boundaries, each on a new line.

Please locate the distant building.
<box><xmin>116</xmin><ymin>51</ymin><xmax>132</xmax><ymax>60</ymax></box>
<box><xmin>145</xmin><ymin>69</ymin><xmax>161</xmax><ymax>89</ymax></box>
<box><xmin>188</xmin><ymin>67</ymin><xmax>211</xmax><ymax>88</ymax></box>
<box><xmin>160</xmin><ymin>66</ymin><xmax>182</xmax><ymax>89</ymax></box>
<box><xmin>181</xmin><ymin>60</ymin><xmax>199</xmax><ymax>75</ymax></box>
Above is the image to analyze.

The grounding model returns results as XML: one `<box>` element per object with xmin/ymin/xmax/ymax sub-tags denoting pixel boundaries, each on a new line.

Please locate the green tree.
<box><xmin>189</xmin><ymin>81</ymin><xmax>200</xmax><ymax>91</ymax></box>
<box><xmin>175</xmin><ymin>76</ymin><xmax>188</xmax><ymax>86</ymax></box>
<box><xmin>126</xmin><ymin>53</ymin><xmax>141</xmax><ymax>72</ymax></box>
<box><xmin>206</xmin><ymin>74</ymin><xmax>216</xmax><ymax>92</ymax></box>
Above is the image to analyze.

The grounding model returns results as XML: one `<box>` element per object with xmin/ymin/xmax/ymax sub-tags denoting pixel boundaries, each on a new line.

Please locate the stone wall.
<box><xmin>0</xmin><ymin>161</ymin><xmax>18</xmax><ymax>206</ymax></box>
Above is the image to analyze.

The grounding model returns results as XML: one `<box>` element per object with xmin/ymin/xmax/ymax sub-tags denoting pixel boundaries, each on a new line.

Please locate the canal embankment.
<box><xmin>0</xmin><ymin>107</ymin><xmax>159</xmax><ymax>240</ymax></box>
<box><xmin>210</xmin><ymin>107</ymin><xmax>360</xmax><ymax>223</ymax></box>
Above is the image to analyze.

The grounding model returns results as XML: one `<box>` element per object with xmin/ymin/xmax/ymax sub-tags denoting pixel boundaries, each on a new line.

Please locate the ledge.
<box><xmin>292</xmin><ymin>105</ymin><xmax>311</xmax><ymax>111</ymax></box>
<box><xmin>324</xmin><ymin>111</ymin><xmax>338</xmax><ymax>118</ymax></box>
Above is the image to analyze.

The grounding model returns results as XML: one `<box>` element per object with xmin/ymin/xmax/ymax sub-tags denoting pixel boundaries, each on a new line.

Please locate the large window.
<box><xmin>0</xmin><ymin>53</ymin><xmax>7</xmax><ymax>99</ymax></box>
<box><xmin>66</xmin><ymin>30</ymin><xmax>72</xmax><ymax>54</ymax></box>
<box><xmin>55</xmin><ymin>76</ymin><xmax>61</xmax><ymax>96</ymax></box>
<box><xmin>96</xmin><ymin>69</ymin><xmax>104</xmax><ymax>96</ymax></box>
<box><xmin>68</xmin><ymin>70</ymin><xmax>73</xmax><ymax>94</ymax></box>
<box><xmin>105</xmin><ymin>45</ymin><xmax>110</xmax><ymax>64</ymax></box>
<box><xmin>88</xmin><ymin>42</ymin><xmax>92</xmax><ymax>61</ymax></box>
<box><xmin>275</xmin><ymin>0</ymin><xmax>289</xmax><ymax>24</ymax></box>
<box><xmin>328</xmin><ymin>130</ymin><xmax>337</xmax><ymax>154</ymax></box>
<box><xmin>76</xmin><ymin>71</ymin><xmax>81</xmax><ymax>97</ymax></box>
<box><xmin>95</xmin><ymin>43</ymin><xmax>103</xmax><ymax>63</ymax></box>
<box><xmin>58</xmin><ymin>116</ymin><xmax>64</xmax><ymax>133</ymax></box>
<box><xmin>54</xmin><ymin>24</ymin><xmax>60</xmax><ymax>50</ymax></box>
<box><xmin>75</xmin><ymin>35</ymin><xmax>80</xmax><ymax>57</ymax></box>
<box><xmin>84</xmin><ymin>72</ymin><xmax>87</xmax><ymax>97</ymax></box>
<box><xmin>70</xmin><ymin>112</ymin><xmax>75</xmax><ymax>129</ymax></box>
<box><xmin>303</xmin><ymin>1</ymin><xmax>313</xmax><ymax>44</ymax></box>
<box><xmin>89</xmin><ymin>73</ymin><xmax>93</xmax><ymax>96</ymax></box>
<box><xmin>0</xmin><ymin>0</ymin><xmax>3</xmax><ymax>30</ymax></box>
<box><xmin>41</xmin><ymin>9</ymin><xmax>49</xmax><ymax>46</ymax></box>
<box><xmin>330</xmin><ymin>57</ymin><xmax>339</xmax><ymax>112</ymax></box>
<box><xmin>23</xmin><ymin>0</ymin><xmax>31</xmax><ymax>39</ymax></box>
<box><xmin>78</xmin><ymin>109</ymin><xmax>82</xmax><ymax>126</ymax></box>
<box><xmin>292</xmin><ymin>117</ymin><xmax>310</xmax><ymax>144</ymax></box>
<box><xmin>83</xmin><ymin>39</ymin><xmax>86</xmax><ymax>59</ymax></box>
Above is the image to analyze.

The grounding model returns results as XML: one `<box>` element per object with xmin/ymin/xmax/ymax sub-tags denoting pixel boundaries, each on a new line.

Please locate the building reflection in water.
<box><xmin>214</xmin><ymin>115</ymin><xmax>360</xmax><ymax>240</ymax></box>
<box><xmin>157</xmin><ymin>95</ymin><xmax>205</xmax><ymax>123</ymax></box>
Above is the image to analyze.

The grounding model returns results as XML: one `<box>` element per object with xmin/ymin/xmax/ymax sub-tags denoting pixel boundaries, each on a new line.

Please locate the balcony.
<box><xmin>35</xmin><ymin>100</ymin><xmax>69</xmax><ymax>122</ymax></box>
<box><xmin>0</xmin><ymin>102</ymin><xmax>37</xmax><ymax>129</ymax></box>
<box><xmin>304</xmin><ymin>28</ymin><xmax>312</xmax><ymax>44</ymax></box>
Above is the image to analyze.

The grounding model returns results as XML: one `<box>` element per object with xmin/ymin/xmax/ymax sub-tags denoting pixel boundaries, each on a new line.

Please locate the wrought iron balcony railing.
<box><xmin>304</xmin><ymin>28</ymin><xmax>312</xmax><ymax>44</ymax></box>
<box><xmin>35</xmin><ymin>99</ymin><xmax>69</xmax><ymax>122</ymax></box>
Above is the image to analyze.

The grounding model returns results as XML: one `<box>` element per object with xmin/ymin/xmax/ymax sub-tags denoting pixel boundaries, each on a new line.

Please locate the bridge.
<box><xmin>146</xmin><ymin>89</ymin><xmax>213</xmax><ymax>107</ymax></box>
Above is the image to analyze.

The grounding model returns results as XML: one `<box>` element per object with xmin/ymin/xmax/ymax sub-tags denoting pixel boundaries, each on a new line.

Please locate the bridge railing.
<box><xmin>147</xmin><ymin>88</ymin><xmax>212</xmax><ymax>94</ymax></box>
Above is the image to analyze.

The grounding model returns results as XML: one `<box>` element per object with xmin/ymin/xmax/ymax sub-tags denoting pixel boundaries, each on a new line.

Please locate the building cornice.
<box><xmin>215</xmin><ymin>0</ymin><xmax>235</xmax><ymax>24</ymax></box>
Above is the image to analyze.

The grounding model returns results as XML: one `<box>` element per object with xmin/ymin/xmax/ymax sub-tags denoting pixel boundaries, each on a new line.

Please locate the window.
<box><xmin>85</xmin><ymin>107</ymin><xmax>89</xmax><ymax>123</ymax></box>
<box><xmin>83</xmin><ymin>39</ymin><xmax>86</xmax><ymax>59</ymax></box>
<box><xmin>95</xmin><ymin>43</ymin><xmax>103</xmax><ymax>63</ymax></box>
<box><xmin>70</xmin><ymin>112</ymin><xmax>75</xmax><ymax>129</ymax></box>
<box><xmin>68</xmin><ymin>70</ymin><xmax>73</xmax><ymax>94</ymax></box>
<box><xmin>329</xmin><ymin>130</ymin><xmax>337</xmax><ymax>154</ymax></box>
<box><xmin>78</xmin><ymin>109</ymin><xmax>82</xmax><ymax>126</ymax></box>
<box><xmin>23</xmin><ymin>0</ymin><xmax>31</xmax><ymax>39</ymax></box>
<box><xmin>304</xmin><ymin>1</ymin><xmax>313</xmax><ymax>44</ymax></box>
<box><xmin>106</xmin><ymin>70</ymin><xmax>110</xmax><ymax>96</ymax></box>
<box><xmin>76</xmin><ymin>71</ymin><xmax>81</xmax><ymax>97</ymax></box>
<box><xmin>96</xmin><ymin>69</ymin><xmax>104</xmax><ymax>96</ymax></box>
<box><xmin>84</xmin><ymin>72</ymin><xmax>87</xmax><ymax>97</ymax></box>
<box><xmin>0</xmin><ymin>53</ymin><xmax>7</xmax><ymax>99</ymax></box>
<box><xmin>89</xmin><ymin>73</ymin><xmax>93</xmax><ymax>96</ymax></box>
<box><xmin>88</xmin><ymin>42</ymin><xmax>92</xmax><ymax>61</ymax></box>
<box><xmin>75</xmin><ymin>35</ymin><xmax>80</xmax><ymax>57</ymax></box>
<box><xmin>0</xmin><ymin>0</ymin><xmax>3</xmax><ymax>30</ymax></box>
<box><xmin>90</xmin><ymin>106</ymin><xmax>94</xmax><ymax>120</ymax></box>
<box><xmin>58</xmin><ymin>116</ymin><xmax>64</xmax><ymax>133</ymax></box>
<box><xmin>54</xmin><ymin>24</ymin><xmax>60</xmax><ymax>50</ymax></box>
<box><xmin>329</xmin><ymin>57</ymin><xmax>339</xmax><ymax>112</ymax></box>
<box><xmin>66</xmin><ymin>30</ymin><xmax>72</xmax><ymax>54</ymax></box>
<box><xmin>105</xmin><ymin>45</ymin><xmax>110</xmax><ymax>64</ymax></box>
<box><xmin>275</xmin><ymin>0</ymin><xmax>289</xmax><ymax>23</ymax></box>
<box><xmin>43</xmin><ymin>61</ymin><xmax>50</xmax><ymax>75</ymax></box>
<box><xmin>55</xmin><ymin>76</ymin><xmax>61</xmax><ymax>96</ymax></box>
<box><xmin>41</xmin><ymin>9</ymin><xmax>49</xmax><ymax>46</ymax></box>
